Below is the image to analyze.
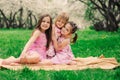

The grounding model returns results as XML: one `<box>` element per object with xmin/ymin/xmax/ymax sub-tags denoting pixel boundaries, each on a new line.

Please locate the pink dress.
<box><xmin>46</xmin><ymin>42</ymin><xmax>55</xmax><ymax>58</ymax></box>
<box><xmin>50</xmin><ymin>37</ymin><xmax>75</xmax><ymax>64</ymax></box>
<box><xmin>54</xmin><ymin>25</ymin><xmax>61</xmax><ymax>39</ymax></box>
<box><xmin>46</xmin><ymin>25</ymin><xmax>61</xmax><ymax>58</ymax></box>
<box><xmin>27</xmin><ymin>32</ymin><xmax>47</xmax><ymax>60</ymax></box>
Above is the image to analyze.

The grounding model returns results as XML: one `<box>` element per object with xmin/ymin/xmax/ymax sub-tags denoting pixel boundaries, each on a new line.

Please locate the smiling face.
<box><xmin>40</xmin><ymin>16</ymin><xmax>51</xmax><ymax>32</ymax></box>
<box><xmin>61</xmin><ymin>23</ymin><xmax>72</xmax><ymax>36</ymax></box>
<box><xmin>56</xmin><ymin>19</ymin><xmax>66</xmax><ymax>29</ymax></box>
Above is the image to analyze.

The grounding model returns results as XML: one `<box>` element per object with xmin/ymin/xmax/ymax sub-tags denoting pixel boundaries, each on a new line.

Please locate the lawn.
<box><xmin>0</xmin><ymin>28</ymin><xmax>120</xmax><ymax>80</ymax></box>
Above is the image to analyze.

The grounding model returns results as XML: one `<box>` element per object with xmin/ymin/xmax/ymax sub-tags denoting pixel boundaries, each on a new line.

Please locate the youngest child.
<box><xmin>46</xmin><ymin>12</ymin><xmax>69</xmax><ymax>58</ymax></box>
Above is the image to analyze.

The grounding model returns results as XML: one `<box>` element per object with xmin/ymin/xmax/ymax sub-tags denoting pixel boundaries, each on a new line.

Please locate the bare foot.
<box><xmin>40</xmin><ymin>60</ymin><xmax>53</xmax><ymax>65</ymax></box>
<box><xmin>10</xmin><ymin>62</ymin><xmax>21</xmax><ymax>66</ymax></box>
<box><xmin>2</xmin><ymin>57</ymin><xmax>16</xmax><ymax>65</ymax></box>
<box><xmin>99</xmin><ymin>54</ymin><xmax>105</xmax><ymax>58</ymax></box>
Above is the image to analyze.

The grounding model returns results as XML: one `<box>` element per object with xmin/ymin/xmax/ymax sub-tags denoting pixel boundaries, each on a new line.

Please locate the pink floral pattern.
<box><xmin>46</xmin><ymin>25</ymin><xmax>61</xmax><ymax>58</ymax></box>
<box><xmin>54</xmin><ymin>25</ymin><xmax>61</xmax><ymax>39</ymax></box>
<box><xmin>50</xmin><ymin>37</ymin><xmax>75</xmax><ymax>64</ymax></box>
<box><xmin>28</xmin><ymin>32</ymin><xmax>47</xmax><ymax>60</ymax></box>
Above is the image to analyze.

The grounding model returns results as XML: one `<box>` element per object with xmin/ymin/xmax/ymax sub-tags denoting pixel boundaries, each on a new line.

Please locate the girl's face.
<box><xmin>56</xmin><ymin>19</ymin><xmax>66</xmax><ymax>29</ymax></box>
<box><xmin>61</xmin><ymin>23</ymin><xmax>72</xmax><ymax>36</ymax></box>
<box><xmin>40</xmin><ymin>16</ymin><xmax>50</xmax><ymax>31</ymax></box>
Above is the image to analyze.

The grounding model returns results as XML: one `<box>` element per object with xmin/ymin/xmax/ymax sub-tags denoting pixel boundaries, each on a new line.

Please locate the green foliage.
<box><xmin>0</xmin><ymin>29</ymin><xmax>120</xmax><ymax>80</ymax></box>
<box><xmin>84</xmin><ymin>1</ymin><xmax>95</xmax><ymax>21</ymax></box>
<box><xmin>80</xmin><ymin>0</ymin><xmax>120</xmax><ymax>31</ymax></box>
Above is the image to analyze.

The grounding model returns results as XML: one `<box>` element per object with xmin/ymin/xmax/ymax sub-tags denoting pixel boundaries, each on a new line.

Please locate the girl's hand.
<box><xmin>52</xmin><ymin>35</ymin><xmax>56</xmax><ymax>41</ymax></box>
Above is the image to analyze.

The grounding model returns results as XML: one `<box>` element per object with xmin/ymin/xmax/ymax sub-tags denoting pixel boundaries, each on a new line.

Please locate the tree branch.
<box><xmin>89</xmin><ymin>0</ymin><xmax>103</xmax><ymax>11</ymax></box>
<box><xmin>78</xmin><ymin>0</ymin><xmax>88</xmax><ymax>5</ymax></box>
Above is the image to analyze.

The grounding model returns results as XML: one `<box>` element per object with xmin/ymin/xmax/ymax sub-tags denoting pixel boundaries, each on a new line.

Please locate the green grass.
<box><xmin>0</xmin><ymin>28</ymin><xmax>120</xmax><ymax>80</ymax></box>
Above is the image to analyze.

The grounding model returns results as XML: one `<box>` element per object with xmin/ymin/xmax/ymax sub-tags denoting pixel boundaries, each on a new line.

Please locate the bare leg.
<box><xmin>68</xmin><ymin>61</ymin><xmax>77</xmax><ymax>65</ymax></box>
<box><xmin>2</xmin><ymin>56</ymin><xmax>20</xmax><ymax>65</ymax></box>
<box><xmin>40</xmin><ymin>59</ymin><xmax>53</xmax><ymax>65</ymax></box>
<box><xmin>26</xmin><ymin>54</ymin><xmax>40</xmax><ymax>64</ymax></box>
<box><xmin>20</xmin><ymin>53</ymin><xmax>28</xmax><ymax>64</ymax></box>
<box><xmin>20</xmin><ymin>52</ymin><xmax>40</xmax><ymax>64</ymax></box>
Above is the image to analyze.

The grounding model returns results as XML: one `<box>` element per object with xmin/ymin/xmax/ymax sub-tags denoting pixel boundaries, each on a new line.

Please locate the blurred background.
<box><xmin>0</xmin><ymin>0</ymin><xmax>120</xmax><ymax>31</ymax></box>
<box><xmin>0</xmin><ymin>0</ymin><xmax>89</xmax><ymax>29</ymax></box>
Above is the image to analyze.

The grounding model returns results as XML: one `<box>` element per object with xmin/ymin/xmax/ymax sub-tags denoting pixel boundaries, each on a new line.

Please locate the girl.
<box><xmin>43</xmin><ymin>21</ymin><xmax>78</xmax><ymax>65</ymax></box>
<box><xmin>2</xmin><ymin>14</ymin><xmax>52</xmax><ymax>64</ymax></box>
<box><xmin>46</xmin><ymin>12</ymin><xmax>69</xmax><ymax>58</ymax></box>
<box><xmin>53</xmin><ymin>12</ymin><xmax>69</xmax><ymax>39</ymax></box>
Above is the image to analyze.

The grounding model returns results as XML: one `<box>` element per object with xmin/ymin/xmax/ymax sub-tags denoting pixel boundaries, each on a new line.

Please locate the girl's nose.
<box><xmin>60</xmin><ymin>21</ymin><xmax>62</xmax><ymax>24</ymax></box>
<box><xmin>44</xmin><ymin>22</ymin><xmax>47</xmax><ymax>24</ymax></box>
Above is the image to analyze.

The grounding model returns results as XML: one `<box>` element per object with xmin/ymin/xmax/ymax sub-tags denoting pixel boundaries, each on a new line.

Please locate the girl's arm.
<box><xmin>52</xmin><ymin>25</ymin><xmax>70</xmax><ymax>51</ymax></box>
<box><xmin>52</xmin><ymin>37</ymin><xmax>69</xmax><ymax>51</ymax></box>
<box><xmin>52</xmin><ymin>24</ymin><xmax>55</xmax><ymax>39</ymax></box>
<box><xmin>20</xmin><ymin>30</ymin><xmax>41</xmax><ymax>57</ymax></box>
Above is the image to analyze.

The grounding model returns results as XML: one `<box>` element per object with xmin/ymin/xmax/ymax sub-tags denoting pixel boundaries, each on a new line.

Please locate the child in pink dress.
<box><xmin>2</xmin><ymin>14</ymin><xmax>53</xmax><ymax>64</ymax></box>
<box><xmin>50</xmin><ymin>37</ymin><xmax>74</xmax><ymax>64</ymax></box>
<box><xmin>25</xmin><ymin>31</ymin><xmax>47</xmax><ymax>60</ymax></box>
<box><xmin>43</xmin><ymin>21</ymin><xmax>78</xmax><ymax>64</ymax></box>
<box><xmin>46</xmin><ymin>12</ymin><xmax>69</xmax><ymax>58</ymax></box>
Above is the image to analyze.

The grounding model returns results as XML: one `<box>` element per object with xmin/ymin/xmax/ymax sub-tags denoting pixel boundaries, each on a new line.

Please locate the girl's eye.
<box><xmin>57</xmin><ymin>20</ymin><xmax>60</xmax><ymax>22</ymax></box>
<box><xmin>42</xmin><ymin>20</ymin><xmax>45</xmax><ymax>22</ymax></box>
<box><xmin>47</xmin><ymin>21</ymin><xmax>50</xmax><ymax>23</ymax></box>
<box><xmin>65</xmin><ymin>27</ymin><xmax>69</xmax><ymax>31</ymax></box>
<box><xmin>62</xmin><ymin>21</ymin><xmax>65</xmax><ymax>24</ymax></box>
<box><xmin>66</xmin><ymin>29</ymin><xmax>69</xmax><ymax>31</ymax></box>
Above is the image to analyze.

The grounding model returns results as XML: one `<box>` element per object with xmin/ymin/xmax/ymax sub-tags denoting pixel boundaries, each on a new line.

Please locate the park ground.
<box><xmin>0</xmin><ymin>28</ymin><xmax>120</xmax><ymax>80</ymax></box>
